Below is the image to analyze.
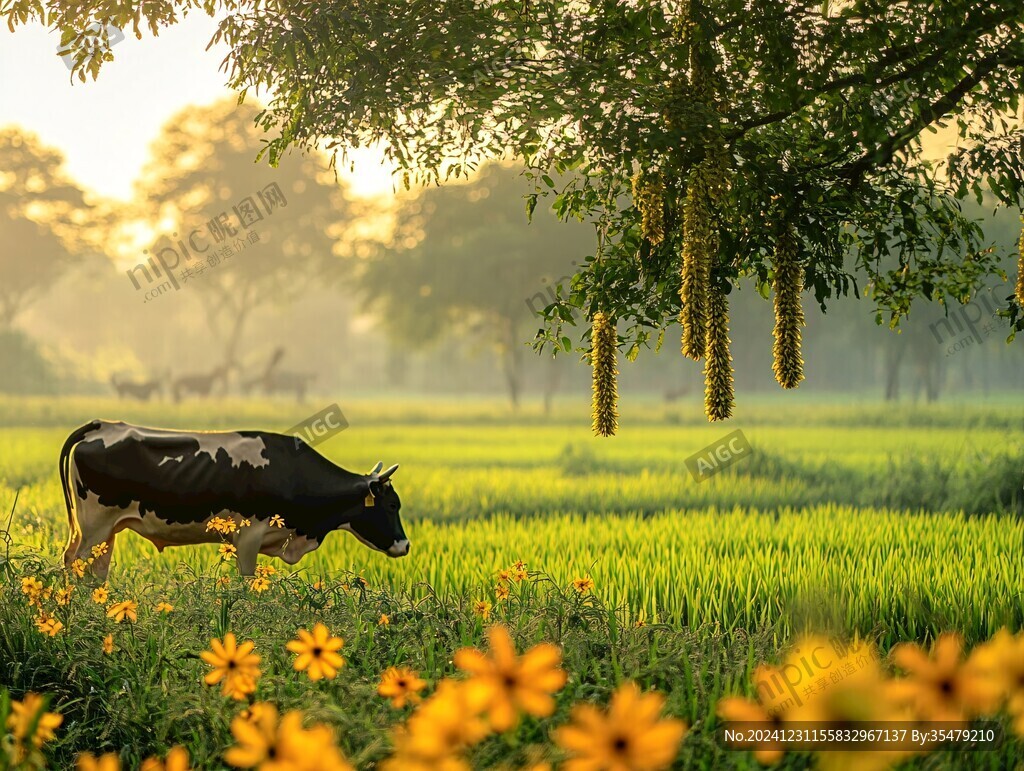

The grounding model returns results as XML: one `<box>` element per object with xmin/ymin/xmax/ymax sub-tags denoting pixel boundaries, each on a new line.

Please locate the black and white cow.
<box><xmin>59</xmin><ymin>420</ymin><xmax>409</xmax><ymax>578</ymax></box>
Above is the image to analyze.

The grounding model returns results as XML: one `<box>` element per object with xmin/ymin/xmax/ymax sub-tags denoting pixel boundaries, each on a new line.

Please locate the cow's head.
<box><xmin>342</xmin><ymin>462</ymin><xmax>409</xmax><ymax>558</ymax></box>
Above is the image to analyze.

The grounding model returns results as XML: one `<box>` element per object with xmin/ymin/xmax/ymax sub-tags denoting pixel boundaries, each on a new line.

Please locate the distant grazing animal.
<box><xmin>262</xmin><ymin>371</ymin><xmax>317</xmax><ymax>401</ymax></box>
<box><xmin>59</xmin><ymin>420</ymin><xmax>408</xmax><ymax>578</ymax></box>
<box><xmin>242</xmin><ymin>347</ymin><xmax>316</xmax><ymax>400</ymax></box>
<box><xmin>663</xmin><ymin>384</ymin><xmax>691</xmax><ymax>404</ymax></box>
<box><xmin>171</xmin><ymin>366</ymin><xmax>227</xmax><ymax>403</ymax></box>
<box><xmin>110</xmin><ymin>374</ymin><xmax>162</xmax><ymax>401</ymax></box>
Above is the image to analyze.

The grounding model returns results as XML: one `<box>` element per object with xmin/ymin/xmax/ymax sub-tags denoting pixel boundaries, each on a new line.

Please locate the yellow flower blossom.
<box><xmin>76</xmin><ymin>753</ymin><xmax>121</xmax><ymax>771</ymax></box>
<box><xmin>382</xmin><ymin>680</ymin><xmax>489</xmax><ymax>770</ymax></box>
<box><xmin>555</xmin><ymin>682</ymin><xmax>688</xmax><ymax>771</ymax></box>
<box><xmin>8</xmin><ymin>693</ymin><xmax>63</xmax><ymax>747</ymax></box>
<box><xmin>287</xmin><ymin>623</ymin><xmax>345</xmax><ymax>681</ymax></box>
<box><xmin>224</xmin><ymin>702</ymin><xmax>352</xmax><ymax>770</ymax></box>
<box><xmin>219</xmin><ymin>544</ymin><xmax>237</xmax><ymax>560</ymax></box>
<box><xmin>102</xmin><ymin>633</ymin><xmax>114</xmax><ymax>655</ymax></box>
<box><xmin>92</xmin><ymin>585</ymin><xmax>109</xmax><ymax>604</ymax></box>
<box><xmin>36</xmin><ymin>613</ymin><xmax>63</xmax><ymax>636</ymax></box>
<box><xmin>473</xmin><ymin>600</ymin><xmax>492</xmax><ymax>620</ymax></box>
<box><xmin>106</xmin><ymin>600</ymin><xmax>138</xmax><ymax>624</ymax></box>
<box><xmin>201</xmin><ymin>633</ymin><xmax>262</xmax><ymax>700</ymax></box>
<box><xmin>155</xmin><ymin>602</ymin><xmax>175</xmax><ymax>614</ymax></box>
<box><xmin>70</xmin><ymin>559</ymin><xmax>87</xmax><ymax>578</ymax></box>
<box><xmin>91</xmin><ymin>542</ymin><xmax>109</xmax><ymax>558</ymax></box>
<box><xmin>268</xmin><ymin>515</ymin><xmax>284</xmax><ymax>528</ymax></box>
<box><xmin>377</xmin><ymin>666</ymin><xmax>427</xmax><ymax>708</ymax></box>
<box><xmin>249</xmin><ymin>577</ymin><xmax>270</xmax><ymax>593</ymax></box>
<box><xmin>454</xmin><ymin>625</ymin><xmax>567</xmax><ymax>731</ymax></box>
<box><xmin>140</xmin><ymin>746</ymin><xmax>191</xmax><ymax>771</ymax></box>
<box><xmin>571</xmin><ymin>576</ymin><xmax>595</xmax><ymax>594</ymax></box>
<box><xmin>378</xmin><ymin>614</ymin><xmax>390</xmax><ymax>626</ymax></box>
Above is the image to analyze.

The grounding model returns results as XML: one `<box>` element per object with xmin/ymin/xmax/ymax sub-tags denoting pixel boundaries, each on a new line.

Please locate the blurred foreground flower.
<box><xmin>454</xmin><ymin>624</ymin><xmax>566</xmax><ymax>731</ymax></box>
<box><xmin>554</xmin><ymin>682</ymin><xmax>687</xmax><ymax>771</ymax></box>
<box><xmin>382</xmin><ymin>680</ymin><xmax>489</xmax><ymax>770</ymax></box>
<box><xmin>77</xmin><ymin>753</ymin><xmax>121</xmax><ymax>771</ymax></box>
<box><xmin>140</xmin><ymin>746</ymin><xmax>191</xmax><ymax>771</ymax></box>
<box><xmin>103</xmin><ymin>633</ymin><xmax>114</xmax><ymax>655</ymax></box>
<box><xmin>224</xmin><ymin>702</ymin><xmax>352</xmax><ymax>771</ymax></box>
<box><xmin>8</xmin><ymin>693</ymin><xmax>63</xmax><ymax>756</ymax></box>
<box><xmin>890</xmin><ymin>632</ymin><xmax>1000</xmax><ymax>723</ymax></box>
<box><xmin>378</xmin><ymin>666</ymin><xmax>427</xmax><ymax>708</ymax></box>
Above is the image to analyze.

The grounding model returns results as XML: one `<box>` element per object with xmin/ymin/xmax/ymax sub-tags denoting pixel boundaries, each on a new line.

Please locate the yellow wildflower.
<box><xmin>287</xmin><ymin>623</ymin><xmax>345</xmax><ymax>681</ymax></box>
<box><xmin>106</xmin><ymin>600</ymin><xmax>138</xmax><ymax>623</ymax></box>
<box><xmin>377</xmin><ymin>666</ymin><xmax>427</xmax><ymax>708</ymax></box>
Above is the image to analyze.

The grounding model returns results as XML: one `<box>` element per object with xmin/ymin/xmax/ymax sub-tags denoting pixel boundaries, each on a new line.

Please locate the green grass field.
<box><xmin>1</xmin><ymin>397</ymin><xmax>1022</xmax><ymax>769</ymax></box>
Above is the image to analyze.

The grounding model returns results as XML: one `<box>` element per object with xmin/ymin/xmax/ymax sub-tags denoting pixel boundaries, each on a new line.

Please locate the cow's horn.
<box><xmin>370</xmin><ymin>461</ymin><xmax>383</xmax><ymax>475</ymax></box>
<box><xmin>380</xmin><ymin>463</ymin><xmax>399</xmax><ymax>481</ymax></box>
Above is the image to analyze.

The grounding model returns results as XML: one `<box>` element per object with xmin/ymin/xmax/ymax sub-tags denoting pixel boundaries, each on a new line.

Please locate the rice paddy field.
<box><xmin>1</xmin><ymin>395</ymin><xmax>1023</xmax><ymax>769</ymax></box>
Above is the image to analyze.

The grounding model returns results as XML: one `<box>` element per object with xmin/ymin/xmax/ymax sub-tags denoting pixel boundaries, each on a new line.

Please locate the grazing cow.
<box><xmin>59</xmin><ymin>420</ymin><xmax>409</xmax><ymax>578</ymax></box>
<box><xmin>110</xmin><ymin>374</ymin><xmax>163</xmax><ymax>401</ymax></box>
<box><xmin>171</xmin><ymin>366</ymin><xmax>228</xmax><ymax>403</ymax></box>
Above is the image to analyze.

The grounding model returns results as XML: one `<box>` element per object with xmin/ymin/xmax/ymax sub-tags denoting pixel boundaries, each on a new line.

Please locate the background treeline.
<box><xmin>2</xmin><ymin>101</ymin><xmax>1021</xmax><ymax>406</ymax></box>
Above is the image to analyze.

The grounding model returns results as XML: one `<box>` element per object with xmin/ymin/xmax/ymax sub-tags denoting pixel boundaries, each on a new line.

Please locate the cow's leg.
<box><xmin>63</xmin><ymin>526</ymin><xmax>82</xmax><ymax>570</ymax></box>
<box><xmin>72</xmin><ymin>505</ymin><xmax>122</xmax><ymax>580</ymax></box>
<box><xmin>234</xmin><ymin>523</ymin><xmax>264</xmax><ymax>577</ymax></box>
<box><xmin>87</xmin><ymin>532</ymin><xmax>117</xmax><ymax>579</ymax></box>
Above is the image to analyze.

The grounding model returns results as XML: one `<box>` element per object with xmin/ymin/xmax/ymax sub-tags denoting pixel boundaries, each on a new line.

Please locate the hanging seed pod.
<box><xmin>632</xmin><ymin>170</ymin><xmax>665</xmax><ymax>246</ymax></box>
<box><xmin>591</xmin><ymin>311</ymin><xmax>619</xmax><ymax>437</ymax></box>
<box><xmin>1016</xmin><ymin>216</ymin><xmax>1024</xmax><ymax>308</ymax></box>
<box><xmin>771</xmin><ymin>223</ymin><xmax>805</xmax><ymax>389</ymax></box>
<box><xmin>703</xmin><ymin>286</ymin><xmax>734</xmax><ymax>421</ymax></box>
<box><xmin>680</xmin><ymin>163</ymin><xmax>711</xmax><ymax>360</ymax></box>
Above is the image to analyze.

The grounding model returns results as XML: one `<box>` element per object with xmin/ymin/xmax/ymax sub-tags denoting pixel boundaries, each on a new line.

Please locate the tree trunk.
<box><xmin>884</xmin><ymin>339</ymin><xmax>906</xmax><ymax>401</ymax></box>
<box><xmin>500</xmin><ymin>317</ymin><xmax>523</xmax><ymax>412</ymax></box>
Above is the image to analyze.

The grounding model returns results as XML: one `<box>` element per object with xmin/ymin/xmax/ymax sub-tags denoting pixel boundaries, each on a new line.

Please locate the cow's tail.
<box><xmin>60</xmin><ymin>420</ymin><xmax>100</xmax><ymax>561</ymax></box>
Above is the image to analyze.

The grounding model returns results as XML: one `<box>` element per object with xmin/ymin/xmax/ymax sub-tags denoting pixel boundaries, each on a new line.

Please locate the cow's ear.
<box><xmin>368</xmin><ymin>478</ymin><xmax>384</xmax><ymax>499</ymax></box>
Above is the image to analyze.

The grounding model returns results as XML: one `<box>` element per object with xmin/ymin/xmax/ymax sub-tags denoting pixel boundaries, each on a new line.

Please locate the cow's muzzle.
<box><xmin>387</xmin><ymin>539</ymin><xmax>410</xmax><ymax>558</ymax></box>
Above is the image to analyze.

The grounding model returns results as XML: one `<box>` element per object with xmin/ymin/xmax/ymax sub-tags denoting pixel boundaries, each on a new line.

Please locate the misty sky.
<box><xmin>0</xmin><ymin>16</ymin><xmax>394</xmax><ymax>201</ymax></box>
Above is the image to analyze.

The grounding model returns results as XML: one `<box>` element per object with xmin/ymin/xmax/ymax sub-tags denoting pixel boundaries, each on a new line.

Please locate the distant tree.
<box><xmin>359</xmin><ymin>164</ymin><xmax>589</xmax><ymax>409</ymax></box>
<box><xmin>134</xmin><ymin>99</ymin><xmax>355</xmax><ymax>373</ymax></box>
<box><xmin>0</xmin><ymin>129</ymin><xmax>91</xmax><ymax>330</ymax></box>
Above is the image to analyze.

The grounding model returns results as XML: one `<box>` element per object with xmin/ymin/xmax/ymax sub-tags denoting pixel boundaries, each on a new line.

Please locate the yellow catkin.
<box><xmin>1016</xmin><ymin>216</ymin><xmax>1024</xmax><ymax>308</ymax></box>
<box><xmin>680</xmin><ymin>164</ymin><xmax>711</xmax><ymax>360</ymax></box>
<box><xmin>772</xmin><ymin>223</ymin><xmax>805</xmax><ymax>389</ymax></box>
<box><xmin>632</xmin><ymin>170</ymin><xmax>665</xmax><ymax>246</ymax></box>
<box><xmin>591</xmin><ymin>311</ymin><xmax>619</xmax><ymax>437</ymax></box>
<box><xmin>703</xmin><ymin>287</ymin><xmax>734</xmax><ymax>421</ymax></box>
